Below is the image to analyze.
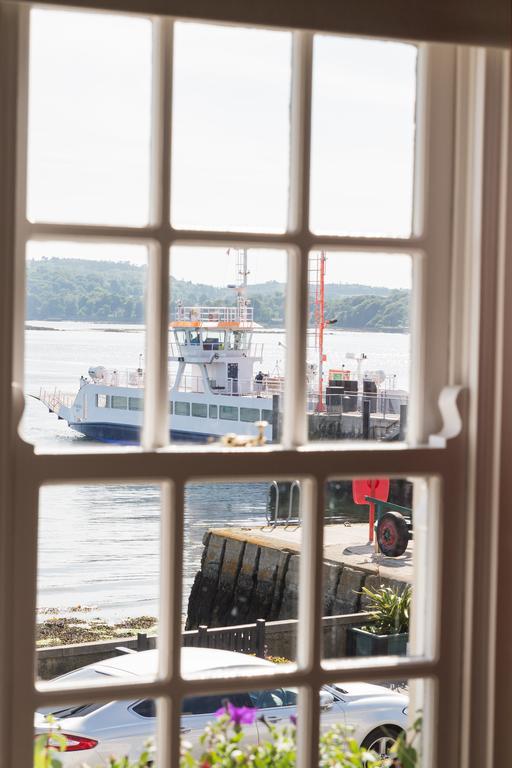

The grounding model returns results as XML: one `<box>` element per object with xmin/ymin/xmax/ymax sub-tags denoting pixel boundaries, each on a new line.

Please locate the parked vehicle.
<box><xmin>35</xmin><ymin>647</ymin><xmax>408</xmax><ymax>765</ymax></box>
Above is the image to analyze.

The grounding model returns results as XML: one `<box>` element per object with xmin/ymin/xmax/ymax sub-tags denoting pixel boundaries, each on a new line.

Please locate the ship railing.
<box><xmin>39</xmin><ymin>387</ymin><xmax>74</xmax><ymax>411</ymax></box>
<box><xmin>307</xmin><ymin>387</ymin><xmax>409</xmax><ymax>418</ymax></box>
<box><xmin>174</xmin><ymin>305</ymin><xmax>254</xmax><ymax>324</ymax></box>
<box><xmin>88</xmin><ymin>368</ymin><xmax>145</xmax><ymax>388</ymax></box>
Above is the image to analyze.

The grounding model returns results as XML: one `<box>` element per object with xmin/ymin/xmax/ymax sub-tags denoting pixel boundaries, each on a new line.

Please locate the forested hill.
<box><xmin>26</xmin><ymin>258</ymin><xmax>410</xmax><ymax>331</ymax></box>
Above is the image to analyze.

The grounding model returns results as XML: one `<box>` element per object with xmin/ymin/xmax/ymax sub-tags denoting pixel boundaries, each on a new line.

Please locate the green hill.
<box><xmin>26</xmin><ymin>258</ymin><xmax>409</xmax><ymax>331</ymax></box>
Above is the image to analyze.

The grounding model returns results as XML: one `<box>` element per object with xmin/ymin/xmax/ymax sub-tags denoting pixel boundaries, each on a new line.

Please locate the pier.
<box><xmin>185</xmin><ymin>523</ymin><xmax>413</xmax><ymax>657</ymax></box>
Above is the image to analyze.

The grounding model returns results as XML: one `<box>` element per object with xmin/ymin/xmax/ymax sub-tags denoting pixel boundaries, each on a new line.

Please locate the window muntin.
<box><xmin>129</xmin><ymin>397</ymin><xmax>144</xmax><ymax>411</ymax></box>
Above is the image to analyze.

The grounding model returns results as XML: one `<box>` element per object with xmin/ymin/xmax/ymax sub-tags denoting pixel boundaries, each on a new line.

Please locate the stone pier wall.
<box><xmin>186</xmin><ymin>531</ymin><xmax>408</xmax><ymax>636</ymax></box>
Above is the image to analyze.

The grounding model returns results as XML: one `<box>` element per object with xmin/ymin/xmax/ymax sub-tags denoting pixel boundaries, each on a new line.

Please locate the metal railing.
<box><xmin>39</xmin><ymin>387</ymin><xmax>74</xmax><ymax>411</ymax></box>
<box><xmin>266</xmin><ymin>480</ymin><xmax>302</xmax><ymax>527</ymax></box>
<box><xmin>174</xmin><ymin>305</ymin><xmax>254</xmax><ymax>324</ymax></box>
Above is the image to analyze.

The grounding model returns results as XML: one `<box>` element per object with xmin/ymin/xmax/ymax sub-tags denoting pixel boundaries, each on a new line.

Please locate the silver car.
<box><xmin>35</xmin><ymin>647</ymin><xmax>408</xmax><ymax>765</ymax></box>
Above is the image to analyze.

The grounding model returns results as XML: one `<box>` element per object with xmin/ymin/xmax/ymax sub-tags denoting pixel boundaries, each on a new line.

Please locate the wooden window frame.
<box><xmin>0</xmin><ymin>4</ymin><xmax>510</xmax><ymax>768</ymax></box>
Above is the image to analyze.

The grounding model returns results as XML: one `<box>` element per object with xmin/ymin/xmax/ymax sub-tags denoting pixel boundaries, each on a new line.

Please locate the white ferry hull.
<box><xmin>57</xmin><ymin>385</ymin><xmax>276</xmax><ymax>445</ymax></box>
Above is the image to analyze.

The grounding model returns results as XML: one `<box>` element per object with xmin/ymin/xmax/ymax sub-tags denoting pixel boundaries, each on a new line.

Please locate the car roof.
<box><xmin>83</xmin><ymin>647</ymin><xmax>275</xmax><ymax>679</ymax></box>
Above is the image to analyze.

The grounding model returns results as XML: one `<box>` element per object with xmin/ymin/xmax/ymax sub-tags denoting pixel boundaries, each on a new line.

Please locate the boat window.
<box><xmin>111</xmin><ymin>396</ymin><xmax>128</xmax><ymax>410</ymax></box>
<box><xmin>262</xmin><ymin>409</ymin><xmax>273</xmax><ymax>422</ymax></box>
<box><xmin>240</xmin><ymin>407</ymin><xmax>260</xmax><ymax>423</ymax></box>
<box><xmin>192</xmin><ymin>403</ymin><xmax>207</xmax><ymax>418</ymax></box>
<box><xmin>219</xmin><ymin>405</ymin><xmax>238</xmax><ymax>421</ymax></box>
<box><xmin>209</xmin><ymin>405</ymin><xmax>218</xmax><ymax>419</ymax></box>
<box><xmin>128</xmin><ymin>397</ymin><xmax>143</xmax><ymax>411</ymax></box>
<box><xmin>169</xmin><ymin>401</ymin><xmax>173</xmax><ymax>414</ymax></box>
<box><xmin>95</xmin><ymin>394</ymin><xmax>109</xmax><ymax>408</ymax></box>
<box><xmin>175</xmin><ymin>401</ymin><xmax>191</xmax><ymax>416</ymax></box>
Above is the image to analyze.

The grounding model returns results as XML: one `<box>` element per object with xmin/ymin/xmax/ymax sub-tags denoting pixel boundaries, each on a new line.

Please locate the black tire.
<box><xmin>361</xmin><ymin>725</ymin><xmax>402</xmax><ymax>757</ymax></box>
<box><xmin>377</xmin><ymin>511</ymin><xmax>409</xmax><ymax>557</ymax></box>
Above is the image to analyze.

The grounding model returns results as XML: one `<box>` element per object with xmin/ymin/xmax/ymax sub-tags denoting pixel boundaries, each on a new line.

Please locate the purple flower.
<box><xmin>290</xmin><ymin>714</ymin><xmax>297</xmax><ymax>726</ymax></box>
<box><xmin>216</xmin><ymin>701</ymin><xmax>257</xmax><ymax>726</ymax></box>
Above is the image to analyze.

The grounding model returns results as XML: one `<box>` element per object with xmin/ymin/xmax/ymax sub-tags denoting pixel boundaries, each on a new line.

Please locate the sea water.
<box><xmin>23</xmin><ymin>323</ymin><xmax>409</xmax><ymax>621</ymax></box>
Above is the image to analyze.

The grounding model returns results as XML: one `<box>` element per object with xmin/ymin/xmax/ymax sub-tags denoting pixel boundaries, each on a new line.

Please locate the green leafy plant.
<box><xmin>361</xmin><ymin>584</ymin><xmax>412</xmax><ymax>635</ymax></box>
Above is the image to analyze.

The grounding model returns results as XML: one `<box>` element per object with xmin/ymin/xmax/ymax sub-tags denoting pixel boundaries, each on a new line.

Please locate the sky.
<box><xmin>26</xmin><ymin>10</ymin><xmax>416</xmax><ymax>290</ymax></box>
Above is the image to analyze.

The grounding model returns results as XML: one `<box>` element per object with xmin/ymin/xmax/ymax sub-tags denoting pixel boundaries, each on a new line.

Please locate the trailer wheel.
<box><xmin>377</xmin><ymin>511</ymin><xmax>409</xmax><ymax>557</ymax></box>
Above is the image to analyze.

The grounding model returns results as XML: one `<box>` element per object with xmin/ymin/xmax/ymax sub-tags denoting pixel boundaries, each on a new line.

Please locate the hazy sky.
<box><xmin>27</xmin><ymin>10</ymin><xmax>416</xmax><ymax>290</ymax></box>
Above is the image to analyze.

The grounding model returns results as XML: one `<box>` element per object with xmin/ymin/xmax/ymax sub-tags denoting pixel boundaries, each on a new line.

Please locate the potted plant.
<box><xmin>348</xmin><ymin>584</ymin><xmax>411</xmax><ymax>657</ymax></box>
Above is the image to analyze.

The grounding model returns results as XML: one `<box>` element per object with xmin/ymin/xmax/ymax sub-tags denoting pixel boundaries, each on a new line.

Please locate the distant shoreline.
<box><xmin>25</xmin><ymin>320</ymin><xmax>409</xmax><ymax>334</ymax></box>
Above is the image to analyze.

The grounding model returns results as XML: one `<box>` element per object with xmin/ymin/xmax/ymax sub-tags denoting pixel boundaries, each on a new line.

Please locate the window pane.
<box><xmin>317</xmin><ymin>679</ymin><xmax>423</xmax><ymax>763</ymax></box>
<box><xmin>169</xmin><ymin>246</ymin><xmax>286</xmax><ymax>446</ymax></box>
<box><xmin>220</xmin><ymin>405</ymin><xmax>238</xmax><ymax>421</ymax></box>
<box><xmin>321</xmin><ymin>476</ymin><xmax>435</xmax><ymax>664</ymax></box>
<box><xmin>36</xmin><ymin>483</ymin><xmax>161</xmax><ymax>682</ymax></box>
<box><xmin>240</xmin><ymin>407</ymin><xmax>260</xmax><ymax>423</ymax></box>
<box><xmin>35</xmin><ymin>699</ymin><xmax>161</xmax><ymax>764</ymax></box>
<box><xmin>171</xmin><ymin>22</ymin><xmax>292</xmax><ymax>232</ymax></box>
<box><xmin>23</xmin><ymin>242</ymin><xmax>147</xmax><ymax>450</ymax></box>
<box><xmin>175</xmin><ymin>401</ymin><xmax>191</xmax><ymax>416</ymax></box>
<box><xmin>27</xmin><ymin>9</ymin><xmax>152</xmax><ymax>226</ymax></box>
<box><xmin>192</xmin><ymin>402</ymin><xmax>208</xmax><ymax>418</ymax></box>
<box><xmin>310</xmin><ymin>37</ymin><xmax>417</xmax><ymax>237</ymax></box>
<box><xmin>183</xmin><ymin>480</ymin><xmax>302</xmax><ymax>664</ymax></box>
<box><xmin>111</xmin><ymin>395</ymin><xmax>128</xmax><ymax>410</ymax></box>
<box><xmin>306</xmin><ymin>252</ymin><xmax>411</xmax><ymax>443</ymax></box>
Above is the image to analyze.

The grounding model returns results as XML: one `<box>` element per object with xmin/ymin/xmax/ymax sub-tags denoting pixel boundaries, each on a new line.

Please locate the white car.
<box><xmin>35</xmin><ymin>647</ymin><xmax>408</xmax><ymax>765</ymax></box>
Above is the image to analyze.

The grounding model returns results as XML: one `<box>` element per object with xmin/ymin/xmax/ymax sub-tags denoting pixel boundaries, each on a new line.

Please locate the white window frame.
<box><xmin>0</xmin><ymin>4</ymin><xmax>509</xmax><ymax>768</ymax></box>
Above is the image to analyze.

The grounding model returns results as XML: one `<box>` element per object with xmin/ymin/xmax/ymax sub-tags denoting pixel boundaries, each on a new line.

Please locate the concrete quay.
<box><xmin>185</xmin><ymin>523</ymin><xmax>413</xmax><ymax>633</ymax></box>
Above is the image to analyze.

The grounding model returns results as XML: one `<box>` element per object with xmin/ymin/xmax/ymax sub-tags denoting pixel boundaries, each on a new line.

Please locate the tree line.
<box><xmin>26</xmin><ymin>258</ymin><xmax>410</xmax><ymax>331</ymax></box>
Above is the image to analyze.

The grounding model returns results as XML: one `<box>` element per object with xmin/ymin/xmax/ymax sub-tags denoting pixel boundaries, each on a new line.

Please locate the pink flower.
<box><xmin>215</xmin><ymin>701</ymin><xmax>257</xmax><ymax>726</ymax></box>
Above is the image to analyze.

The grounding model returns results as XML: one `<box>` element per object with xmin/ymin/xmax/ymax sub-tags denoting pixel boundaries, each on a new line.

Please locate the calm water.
<box><xmin>23</xmin><ymin>323</ymin><xmax>409</xmax><ymax>621</ymax></box>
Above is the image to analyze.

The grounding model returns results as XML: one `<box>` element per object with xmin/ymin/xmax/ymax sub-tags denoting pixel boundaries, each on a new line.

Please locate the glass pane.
<box><xmin>36</xmin><ymin>483</ymin><xmax>161</xmax><ymax>681</ymax></box>
<box><xmin>310</xmin><ymin>37</ymin><xmax>417</xmax><ymax>237</ymax></box>
<box><xmin>23</xmin><ymin>241</ymin><xmax>148</xmax><ymax>450</ymax></box>
<box><xmin>322</xmin><ymin>477</ymin><xmax>435</xmax><ymax>663</ymax></box>
<box><xmin>34</xmin><ymin>698</ymin><xmax>160</xmax><ymax>765</ymax></box>
<box><xmin>169</xmin><ymin>247</ymin><xmax>286</xmax><ymax>446</ymax></box>
<box><xmin>183</xmin><ymin>480</ymin><xmax>302</xmax><ymax>664</ymax></box>
<box><xmin>28</xmin><ymin>9</ymin><xmax>152</xmax><ymax>225</ymax></box>
<box><xmin>317</xmin><ymin>678</ymin><xmax>423</xmax><ymax>765</ymax></box>
<box><xmin>171</xmin><ymin>23</ymin><xmax>292</xmax><ymax>232</ymax></box>
<box><xmin>306</xmin><ymin>251</ymin><xmax>411</xmax><ymax>443</ymax></box>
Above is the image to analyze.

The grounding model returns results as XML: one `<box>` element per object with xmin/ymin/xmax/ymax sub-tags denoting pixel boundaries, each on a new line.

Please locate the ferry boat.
<box><xmin>39</xmin><ymin>255</ymin><xmax>284</xmax><ymax>444</ymax></box>
<box><xmin>38</xmin><ymin>252</ymin><xmax>408</xmax><ymax>444</ymax></box>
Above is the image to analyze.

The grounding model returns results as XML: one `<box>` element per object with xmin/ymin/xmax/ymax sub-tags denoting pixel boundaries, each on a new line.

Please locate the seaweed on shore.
<box><xmin>36</xmin><ymin>615</ymin><xmax>157</xmax><ymax>647</ymax></box>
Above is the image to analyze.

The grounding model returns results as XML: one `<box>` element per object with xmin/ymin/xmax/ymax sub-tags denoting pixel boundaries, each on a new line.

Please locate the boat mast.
<box><xmin>317</xmin><ymin>252</ymin><xmax>327</xmax><ymax>412</ymax></box>
<box><xmin>309</xmin><ymin>251</ymin><xmax>327</xmax><ymax>413</ymax></box>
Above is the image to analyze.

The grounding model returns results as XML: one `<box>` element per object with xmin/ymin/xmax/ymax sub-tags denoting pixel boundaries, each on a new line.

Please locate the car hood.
<box><xmin>333</xmin><ymin>682</ymin><xmax>408</xmax><ymax>706</ymax></box>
